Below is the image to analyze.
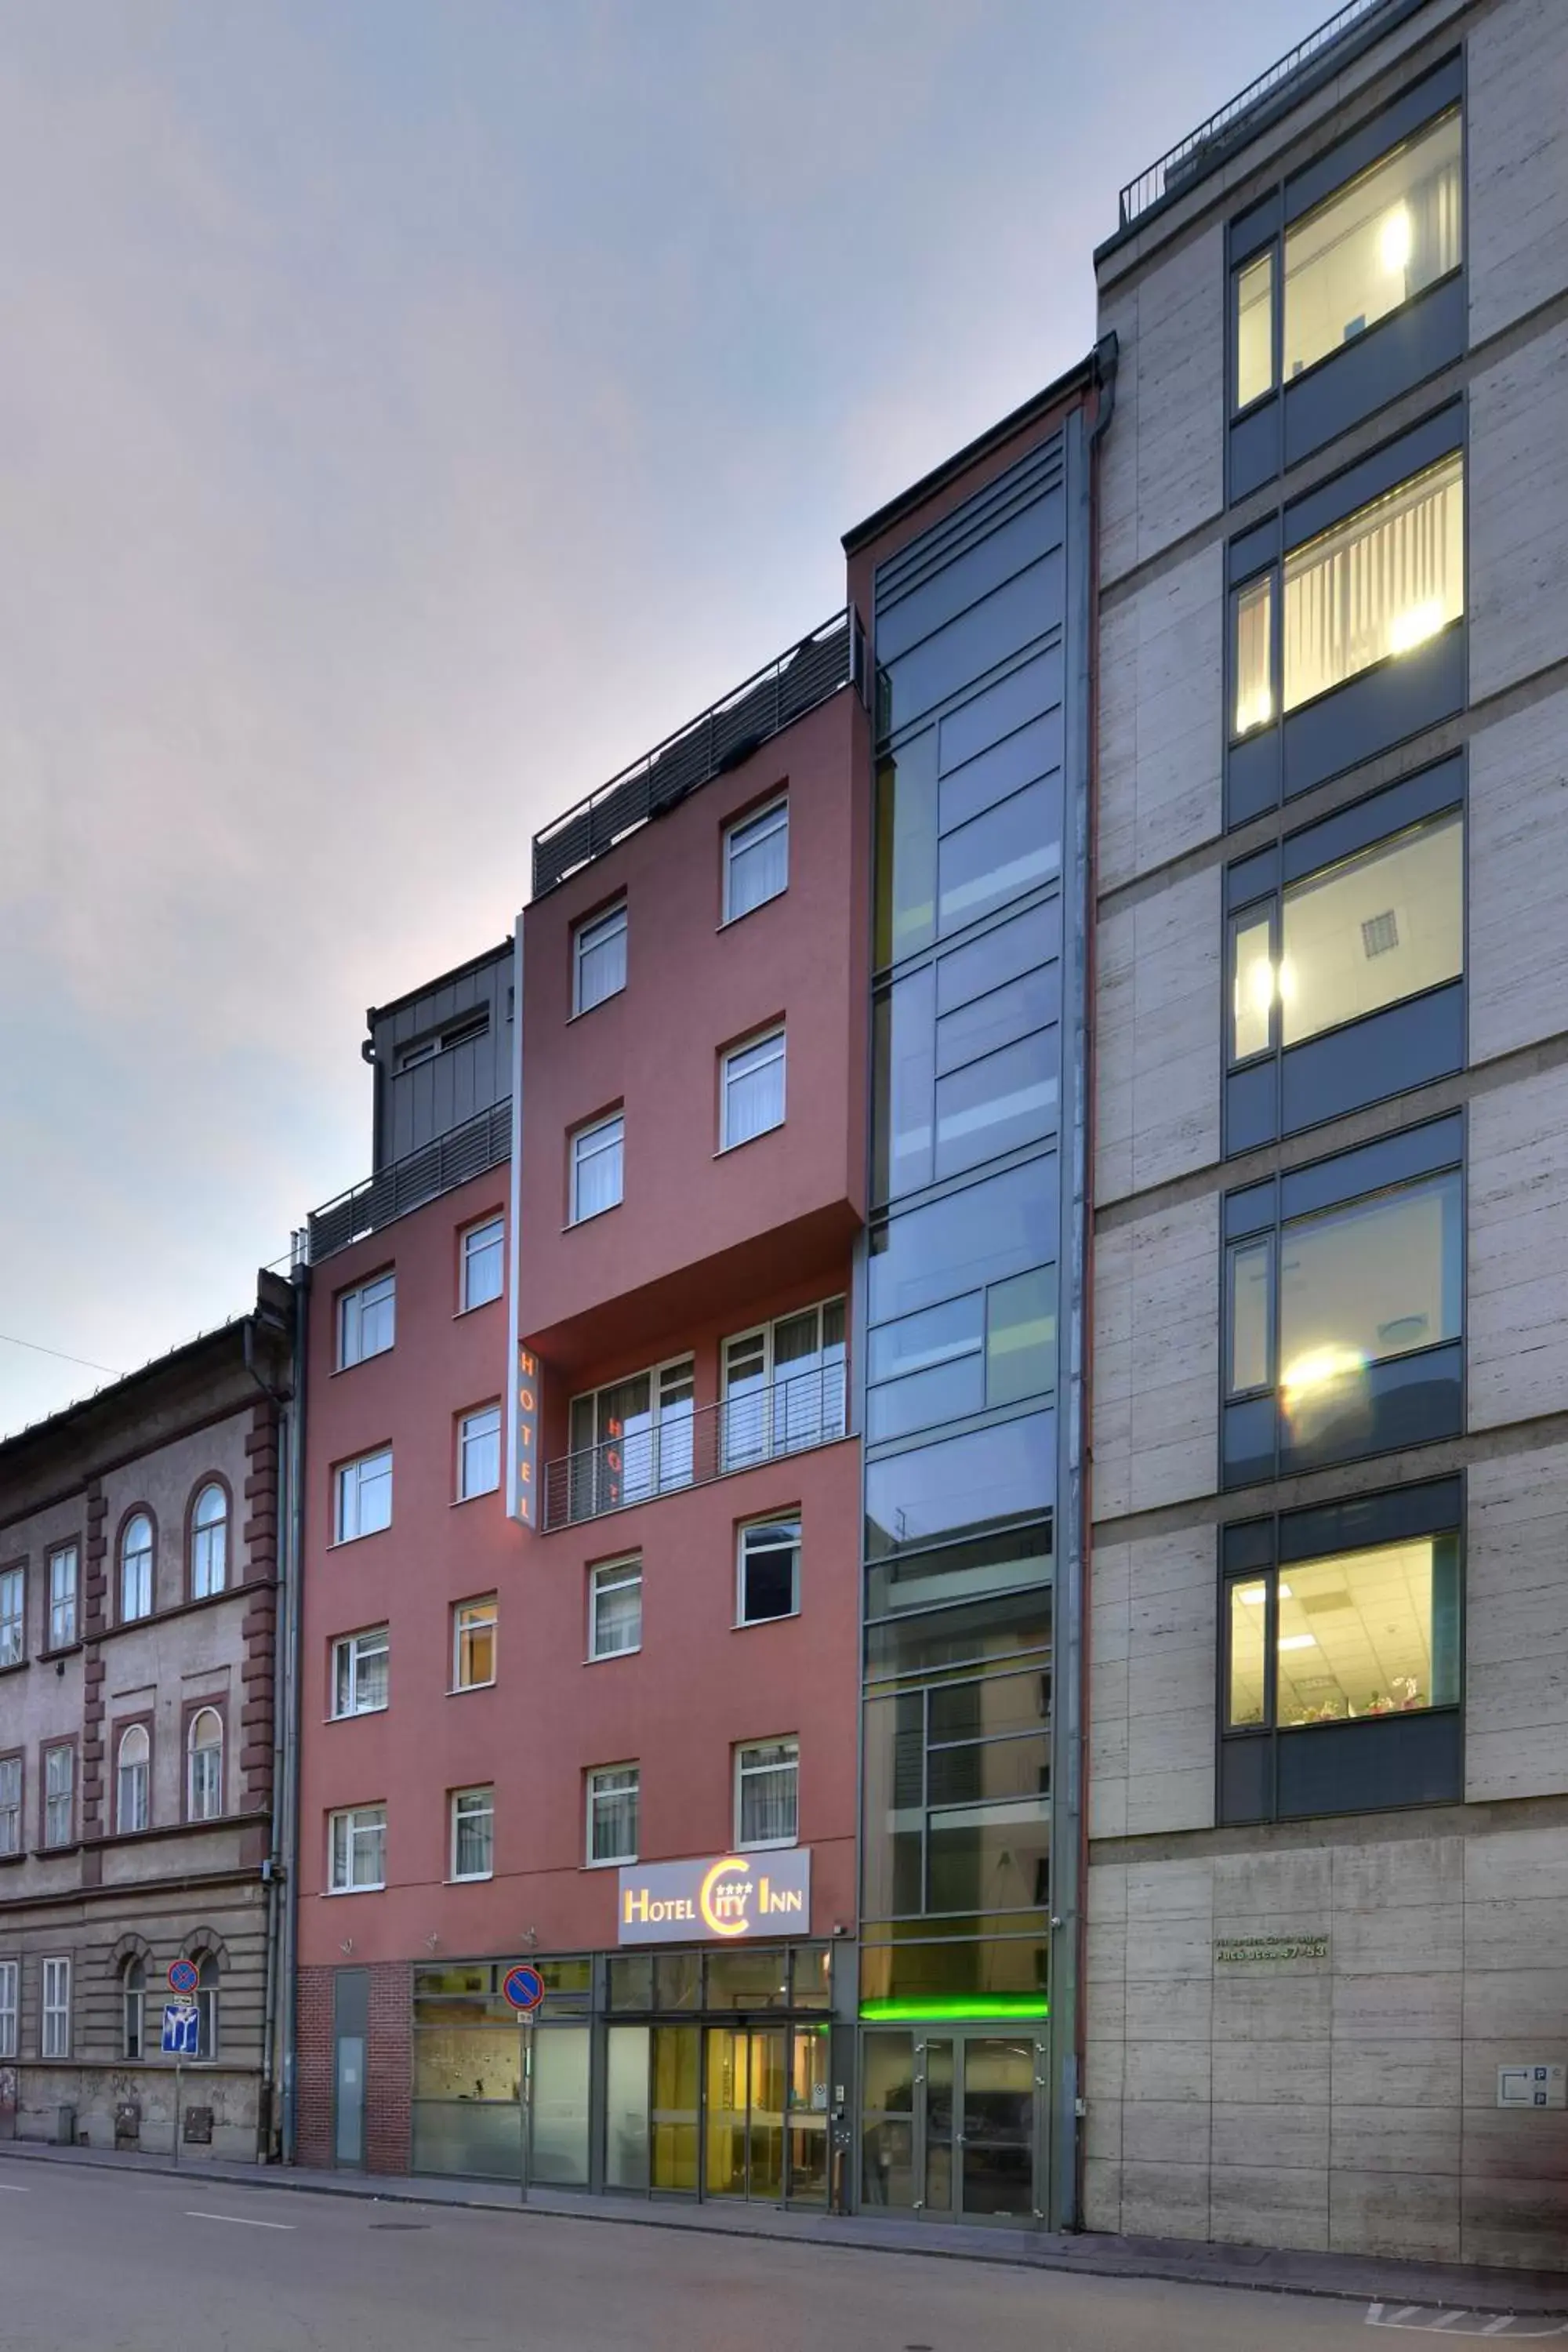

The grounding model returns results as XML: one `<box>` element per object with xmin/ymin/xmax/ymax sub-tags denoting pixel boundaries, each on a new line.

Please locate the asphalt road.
<box><xmin>0</xmin><ymin>2164</ymin><xmax>1396</xmax><ymax>2351</ymax></box>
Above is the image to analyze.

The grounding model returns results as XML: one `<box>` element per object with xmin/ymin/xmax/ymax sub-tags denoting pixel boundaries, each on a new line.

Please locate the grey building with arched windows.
<box><xmin>0</xmin><ymin>1272</ymin><xmax>293</xmax><ymax>2159</ymax></box>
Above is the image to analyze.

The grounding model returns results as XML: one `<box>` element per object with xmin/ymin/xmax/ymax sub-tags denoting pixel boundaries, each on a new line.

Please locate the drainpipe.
<box><xmin>242</xmin><ymin>1301</ymin><xmax>292</xmax><ymax>2162</ymax></box>
<box><xmin>278</xmin><ymin>1237</ymin><xmax>310</xmax><ymax>2162</ymax></box>
<box><xmin>1073</xmin><ymin>328</ymin><xmax>1117</xmax><ymax>2231</ymax></box>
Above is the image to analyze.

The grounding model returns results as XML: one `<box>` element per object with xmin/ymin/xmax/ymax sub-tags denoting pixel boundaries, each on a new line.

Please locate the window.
<box><xmin>862</xmin><ymin>1664</ymin><xmax>1051</xmax><ymax>1922</ymax></box>
<box><xmin>567</xmin><ymin>1358</ymin><xmax>695</xmax><ymax>1520</ymax></box>
<box><xmin>42</xmin><ymin>1744</ymin><xmax>74</xmax><ymax>1847</ymax></box>
<box><xmin>574</xmin><ymin>901</ymin><xmax>627</xmax><ymax>1014</ymax></box>
<box><xmin>460</xmin><ymin>1218</ymin><xmax>504</xmax><ymax>1311</ymax></box>
<box><xmin>197</xmin><ymin>1953</ymin><xmax>220</xmax><ymax>2060</ymax></box>
<box><xmin>722</xmin><ymin>1301</ymin><xmax>846</xmax><ymax>1470</ymax></box>
<box><xmin>0</xmin><ymin>1567</ymin><xmax>21</xmax><ymax>1668</ymax></box>
<box><xmin>0</xmin><ymin>1756</ymin><xmax>20</xmax><ymax>1857</ymax></box>
<box><xmin>1234</xmin><ymin>454</ymin><xmax>1465</xmax><ymax>740</ymax></box>
<box><xmin>332</xmin><ymin>1626</ymin><xmax>389</xmax><ymax>1717</ymax></box>
<box><xmin>122</xmin><ymin>1958</ymin><xmax>145</xmax><ymax>2060</ymax></box>
<box><xmin>42</xmin><ymin>1957</ymin><xmax>70</xmax><ymax>2058</ymax></box>
<box><xmin>587</xmin><ymin>1765</ymin><xmax>638</xmax><ymax>1864</ymax></box>
<box><xmin>116</xmin><ymin>1725</ymin><xmax>151</xmax><ymax>1835</ymax></box>
<box><xmin>724</xmin><ymin>797</ymin><xmax>789</xmax><ymax>921</ymax></box>
<box><xmin>451</xmin><ymin>1787</ymin><xmax>495</xmax><ymax>1881</ymax></box>
<box><xmin>328</xmin><ymin>1804</ymin><xmax>387</xmax><ymax>1893</ymax></box>
<box><xmin>738</xmin><ymin>1519</ymin><xmax>800</xmax><ymax>1625</ymax></box>
<box><xmin>452</xmin><ymin>1598</ymin><xmax>497</xmax><ymax>1691</ymax></box>
<box><xmin>339</xmin><ymin>1271</ymin><xmax>395</xmax><ymax>1367</ymax></box>
<box><xmin>720</xmin><ymin>1028</ymin><xmax>786</xmax><ymax>1150</ymax></box>
<box><xmin>336</xmin><ymin>1448</ymin><xmax>392</xmax><ymax>1542</ymax></box>
<box><xmin>397</xmin><ymin>1008</ymin><xmax>488</xmax><ymax>1071</ymax></box>
<box><xmin>190</xmin><ymin>1483</ymin><xmax>228</xmax><ymax>1599</ymax></box>
<box><xmin>458</xmin><ymin>1404</ymin><xmax>502</xmax><ymax>1501</ymax></box>
<box><xmin>571</xmin><ymin>1112</ymin><xmax>624</xmax><ymax>1223</ymax></box>
<box><xmin>1231</xmin><ymin>808</ymin><xmax>1463</xmax><ymax>1064</ymax></box>
<box><xmin>0</xmin><ymin>1959</ymin><xmax>16</xmax><ymax>2060</ymax></box>
<box><xmin>735</xmin><ymin>1738</ymin><xmax>798</xmax><ymax>1848</ymax></box>
<box><xmin>47</xmin><ymin>1546</ymin><xmax>77</xmax><ymax>1650</ymax></box>
<box><xmin>1231</xmin><ymin>109</ymin><xmax>1461</xmax><ymax>412</ymax></box>
<box><xmin>589</xmin><ymin>1558</ymin><xmax>642</xmax><ymax>1659</ymax></box>
<box><xmin>120</xmin><ymin>1512</ymin><xmax>154</xmax><ymax>1623</ymax></box>
<box><xmin>187</xmin><ymin>1710</ymin><xmax>223</xmax><ymax>1822</ymax></box>
<box><xmin>1284</xmin><ymin>110</ymin><xmax>1461</xmax><ymax>386</ymax></box>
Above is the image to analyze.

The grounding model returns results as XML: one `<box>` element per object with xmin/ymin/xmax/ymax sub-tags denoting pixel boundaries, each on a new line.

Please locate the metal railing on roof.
<box><xmin>1118</xmin><ymin>0</ymin><xmax>1393</xmax><ymax>229</ymax></box>
<box><xmin>532</xmin><ymin>609</ymin><xmax>864</xmax><ymax>900</ymax></box>
<box><xmin>307</xmin><ymin>1100</ymin><xmax>510</xmax><ymax>1263</ymax></box>
<box><xmin>543</xmin><ymin>1364</ymin><xmax>847</xmax><ymax>1531</ymax></box>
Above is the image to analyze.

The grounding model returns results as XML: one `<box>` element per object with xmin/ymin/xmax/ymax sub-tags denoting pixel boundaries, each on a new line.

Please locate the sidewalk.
<box><xmin>2</xmin><ymin>2131</ymin><xmax>1566</xmax><ymax>2317</ymax></box>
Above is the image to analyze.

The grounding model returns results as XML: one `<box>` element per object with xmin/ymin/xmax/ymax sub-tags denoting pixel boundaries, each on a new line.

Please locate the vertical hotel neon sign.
<box><xmin>504</xmin><ymin>909</ymin><xmax>539</xmax><ymax>1526</ymax></box>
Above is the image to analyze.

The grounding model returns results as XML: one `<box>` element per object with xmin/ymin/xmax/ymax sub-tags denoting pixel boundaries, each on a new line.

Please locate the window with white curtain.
<box><xmin>0</xmin><ymin>1567</ymin><xmax>21</xmax><ymax>1668</ymax></box>
<box><xmin>451</xmin><ymin>1787</ymin><xmax>495</xmax><ymax>1881</ymax></box>
<box><xmin>587</xmin><ymin>1766</ymin><xmax>639</xmax><ymax>1864</ymax></box>
<box><xmin>336</xmin><ymin>1449</ymin><xmax>392</xmax><ymax>1542</ymax></box>
<box><xmin>460</xmin><ymin>1218</ymin><xmax>505</xmax><ymax>1310</ymax></box>
<box><xmin>48</xmin><ymin>1546</ymin><xmax>77</xmax><ymax>1650</ymax></box>
<box><xmin>187</xmin><ymin>1710</ymin><xmax>223</xmax><ymax>1822</ymax></box>
<box><xmin>1283</xmin><ymin>453</ymin><xmax>1464</xmax><ymax>713</ymax></box>
<box><xmin>573</xmin><ymin>901</ymin><xmax>628</xmax><ymax>1014</ymax></box>
<box><xmin>735</xmin><ymin>1739</ymin><xmax>799</xmax><ymax>1848</ymax></box>
<box><xmin>589</xmin><ymin>1558</ymin><xmax>643</xmax><ymax>1659</ymax></box>
<box><xmin>724</xmin><ymin>798</ymin><xmax>789</xmax><ymax>920</ymax></box>
<box><xmin>42</xmin><ymin>1744</ymin><xmax>74</xmax><ymax>1847</ymax></box>
<box><xmin>117</xmin><ymin>1725</ymin><xmax>151</xmax><ymax>1835</ymax></box>
<box><xmin>339</xmin><ymin>1271</ymin><xmax>396</xmax><ymax>1367</ymax></box>
<box><xmin>458</xmin><ymin>1405</ymin><xmax>502</xmax><ymax>1500</ymax></box>
<box><xmin>191</xmin><ymin>1484</ymin><xmax>228</xmax><ymax>1598</ymax></box>
<box><xmin>332</xmin><ymin>1627</ymin><xmax>389</xmax><ymax>1716</ymax></box>
<box><xmin>42</xmin><ymin>1957</ymin><xmax>71</xmax><ymax>2058</ymax></box>
<box><xmin>720</xmin><ymin>1029</ymin><xmax>786</xmax><ymax>1150</ymax></box>
<box><xmin>121</xmin><ymin>1514</ymin><xmax>154</xmax><ymax>1622</ymax></box>
<box><xmin>571</xmin><ymin>1113</ymin><xmax>624</xmax><ymax>1223</ymax></box>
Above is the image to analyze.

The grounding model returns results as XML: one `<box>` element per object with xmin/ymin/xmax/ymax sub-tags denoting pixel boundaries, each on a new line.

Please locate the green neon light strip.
<box><xmin>858</xmin><ymin>1998</ymin><xmax>1050</xmax><ymax>2024</ymax></box>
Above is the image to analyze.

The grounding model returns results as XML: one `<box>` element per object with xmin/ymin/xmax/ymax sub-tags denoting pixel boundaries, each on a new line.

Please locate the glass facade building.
<box><xmin>854</xmin><ymin>414</ymin><xmax>1091</xmax><ymax>2224</ymax></box>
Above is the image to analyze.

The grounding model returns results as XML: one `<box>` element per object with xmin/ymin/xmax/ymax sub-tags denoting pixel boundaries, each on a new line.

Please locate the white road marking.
<box><xmin>1483</xmin><ymin>2325</ymin><xmax>1517</xmax><ymax>2339</ymax></box>
<box><xmin>1433</xmin><ymin>2318</ymin><xmax>1474</xmax><ymax>2333</ymax></box>
<box><xmin>184</xmin><ymin>2210</ymin><xmax>296</xmax><ymax>2230</ymax></box>
<box><xmin>1368</xmin><ymin>2310</ymin><xmax>1568</xmax><ymax>2339</ymax></box>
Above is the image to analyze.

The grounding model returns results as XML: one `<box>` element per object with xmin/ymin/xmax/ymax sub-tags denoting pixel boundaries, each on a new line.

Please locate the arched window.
<box><xmin>122</xmin><ymin>1957</ymin><xmax>145</xmax><ymax>2060</ymax></box>
<box><xmin>121</xmin><ymin>1515</ymin><xmax>153</xmax><ymax>1623</ymax></box>
<box><xmin>196</xmin><ymin>1953</ymin><xmax>220</xmax><ymax>2061</ymax></box>
<box><xmin>116</xmin><ymin>1725</ymin><xmax>150</xmax><ymax>1835</ymax></box>
<box><xmin>187</xmin><ymin>1710</ymin><xmax>223</xmax><ymax>1822</ymax></box>
<box><xmin>191</xmin><ymin>1485</ymin><xmax>227</xmax><ymax>1599</ymax></box>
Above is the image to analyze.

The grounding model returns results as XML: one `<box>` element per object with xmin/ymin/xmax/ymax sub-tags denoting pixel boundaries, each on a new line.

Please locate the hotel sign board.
<box><xmin>618</xmin><ymin>1850</ymin><xmax>811</xmax><ymax>1946</ymax></box>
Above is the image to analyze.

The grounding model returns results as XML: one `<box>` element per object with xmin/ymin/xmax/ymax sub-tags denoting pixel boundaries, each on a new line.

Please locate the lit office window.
<box><xmin>1227</xmin><ymin>1537</ymin><xmax>1459</xmax><ymax>1731</ymax></box>
<box><xmin>1233</xmin><ymin>249</ymin><xmax>1275</xmax><ymax>408</ymax></box>
<box><xmin>1283</xmin><ymin>111</ymin><xmax>1461</xmax><ymax>383</ymax></box>
<box><xmin>1284</xmin><ymin>455</ymin><xmax>1464</xmax><ymax>713</ymax></box>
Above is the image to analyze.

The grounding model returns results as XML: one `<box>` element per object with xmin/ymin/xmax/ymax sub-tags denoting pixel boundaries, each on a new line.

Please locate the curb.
<box><xmin>2</xmin><ymin>2140</ymin><xmax>1566</xmax><ymax>2318</ymax></box>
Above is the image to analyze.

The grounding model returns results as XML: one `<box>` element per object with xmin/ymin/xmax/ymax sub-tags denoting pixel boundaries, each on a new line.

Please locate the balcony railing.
<box><xmin>543</xmin><ymin>1364</ymin><xmax>848</xmax><ymax>1531</ymax></box>
<box><xmin>307</xmin><ymin>1101</ymin><xmax>511</xmax><ymax>1264</ymax></box>
<box><xmin>531</xmin><ymin>610</ymin><xmax>865</xmax><ymax>899</ymax></box>
<box><xmin>1118</xmin><ymin>0</ymin><xmax>1393</xmax><ymax>228</ymax></box>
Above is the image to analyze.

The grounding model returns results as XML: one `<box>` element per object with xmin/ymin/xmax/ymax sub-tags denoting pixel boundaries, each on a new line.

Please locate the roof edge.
<box><xmin>366</xmin><ymin>938</ymin><xmax>514</xmax><ymax>1029</ymax></box>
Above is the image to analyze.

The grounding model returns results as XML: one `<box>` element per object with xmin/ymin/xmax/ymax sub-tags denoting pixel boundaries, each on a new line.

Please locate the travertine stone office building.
<box><xmin>1085</xmin><ymin>0</ymin><xmax>1568</xmax><ymax>2268</ymax></box>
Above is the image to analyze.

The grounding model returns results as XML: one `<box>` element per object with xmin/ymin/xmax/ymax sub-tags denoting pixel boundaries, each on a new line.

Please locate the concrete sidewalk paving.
<box><xmin>2</xmin><ymin>2131</ymin><xmax>1566</xmax><ymax>2317</ymax></box>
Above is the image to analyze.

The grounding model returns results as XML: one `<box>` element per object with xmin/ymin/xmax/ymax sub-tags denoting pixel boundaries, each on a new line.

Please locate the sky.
<box><xmin>0</xmin><ymin>0</ymin><xmax>1334</xmax><ymax>1436</ymax></box>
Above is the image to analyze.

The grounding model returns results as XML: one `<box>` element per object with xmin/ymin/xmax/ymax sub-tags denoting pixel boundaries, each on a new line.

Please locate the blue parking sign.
<box><xmin>162</xmin><ymin>2002</ymin><xmax>199</xmax><ymax>2057</ymax></box>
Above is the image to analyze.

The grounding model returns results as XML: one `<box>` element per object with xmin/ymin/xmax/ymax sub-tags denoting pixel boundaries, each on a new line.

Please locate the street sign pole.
<box><xmin>519</xmin><ymin>2018</ymin><xmax>533</xmax><ymax>2207</ymax></box>
<box><xmin>173</xmin><ymin>2059</ymin><xmax>181</xmax><ymax>2171</ymax></box>
<box><xmin>165</xmin><ymin>1961</ymin><xmax>199</xmax><ymax>2168</ymax></box>
<box><xmin>500</xmin><ymin>1962</ymin><xmax>546</xmax><ymax>2208</ymax></box>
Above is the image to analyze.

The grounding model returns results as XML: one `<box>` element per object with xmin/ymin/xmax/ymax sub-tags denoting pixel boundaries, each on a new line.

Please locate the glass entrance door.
<box><xmin>705</xmin><ymin>2024</ymin><xmax>786</xmax><ymax>2200</ymax></box>
<box><xmin>858</xmin><ymin>2027</ymin><xmax>1044</xmax><ymax>2223</ymax></box>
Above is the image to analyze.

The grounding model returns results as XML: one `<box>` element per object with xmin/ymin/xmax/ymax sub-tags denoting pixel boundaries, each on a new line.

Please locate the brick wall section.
<box><xmin>295</xmin><ymin>1965</ymin><xmax>334</xmax><ymax>2169</ymax></box>
<box><xmin>241</xmin><ymin>1400</ymin><xmax>280</xmax><ymax>1812</ymax></box>
<box><xmin>294</xmin><ymin>1960</ymin><xmax>412</xmax><ymax>2174</ymax></box>
<box><xmin>366</xmin><ymin>1961</ymin><xmax>412</xmax><ymax>2173</ymax></box>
